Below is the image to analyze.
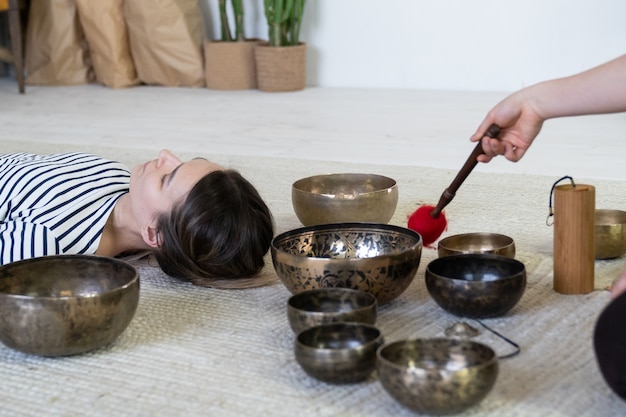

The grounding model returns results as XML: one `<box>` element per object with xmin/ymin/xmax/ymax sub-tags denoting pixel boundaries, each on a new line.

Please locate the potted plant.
<box><xmin>204</xmin><ymin>0</ymin><xmax>258</xmax><ymax>90</ymax></box>
<box><xmin>255</xmin><ymin>0</ymin><xmax>307</xmax><ymax>92</ymax></box>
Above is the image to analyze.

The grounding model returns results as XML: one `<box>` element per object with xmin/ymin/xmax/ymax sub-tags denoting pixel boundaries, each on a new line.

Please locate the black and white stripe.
<box><xmin>0</xmin><ymin>152</ymin><xmax>130</xmax><ymax>264</ymax></box>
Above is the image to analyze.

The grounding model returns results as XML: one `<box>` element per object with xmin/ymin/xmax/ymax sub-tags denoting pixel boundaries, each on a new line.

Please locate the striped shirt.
<box><xmin>0</xmin><ymin>152</ymin><xmax>130</xmax><ymax>264</ymax></box>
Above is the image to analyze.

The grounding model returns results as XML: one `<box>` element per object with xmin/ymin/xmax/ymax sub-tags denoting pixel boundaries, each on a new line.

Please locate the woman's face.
<box><xmin>130</xmin><ymin>149</ymin><xmax>223</xmax><ymax>231</ymax></box>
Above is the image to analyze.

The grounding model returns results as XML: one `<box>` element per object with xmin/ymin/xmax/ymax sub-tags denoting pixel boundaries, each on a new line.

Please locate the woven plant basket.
<box><xmin>204</xmin><ymin>39</ymin><xmax>259</xmax><ymax>90</ymax></box>
<box><xmin>254</xmin><ymin>42</ymin><xmax>306</xmax><ymax>92</ymax></box>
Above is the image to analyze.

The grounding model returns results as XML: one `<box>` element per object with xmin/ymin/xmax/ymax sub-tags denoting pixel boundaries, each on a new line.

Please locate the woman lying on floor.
<box><xmin>471</xmin><ymin>53</ymin><xmax>626</xmax><ymax>400</ymax></box>
<box><xmin>0</xmin><ymin>150</ymin><xmax>274</xmax><ymax>289</ymax></box>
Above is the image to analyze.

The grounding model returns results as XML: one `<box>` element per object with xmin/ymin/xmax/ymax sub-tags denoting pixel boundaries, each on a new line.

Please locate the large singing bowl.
<box><xmin>271</xmin><ymin>223</ymin><xmax>423</xmax><ymax>305</ymax></box>
<box><xmin>0</xmin><ymin>255</ymin><xmax>139</xmax><ymax>356</ymax></box>
<box><xmin>292</xmin><ymin>173</ymin><xmax>398</xmax><ymax>226</ymax></box>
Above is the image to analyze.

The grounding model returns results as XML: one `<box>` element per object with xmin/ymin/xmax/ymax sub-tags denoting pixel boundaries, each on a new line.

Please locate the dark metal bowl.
<box><xmin>595</xmin><ymin>209</ymin><xmax>626</xmax><ymax>259</ymax></box>
<box><xmin>0</xmin><ymin>255</ymin><xmax>139</xmax><ymax>356</ymax></box>
<box><xmin>295</xmin><ymin>322</ymin><xmax>384</xmax><ymax>384</ymax></box>
<box><xmin>425</xmin><ymin>254</ymin><xmax>526</xmax><ymax>318</ymax></box>
<box><xmin>287</xmin><ymin>288</ymin><xmax>377</xmax><ymax>334</ymax></box>
<box><xmin>438</xmin><ymin>232</ymin><xmax>515</xmax><ymax>258</ymax></box>
<box><xmin>271</xmin><ymin>223</ymin><xmax>423</xmax><ymax>305</ymax></box>
<box><xmin>377</xmin><ymin>338</ymin><xmax>498</xmax><ymax>414</ymax></box>
<box><xmin>292</xmin><ymin>173</ymin><xmax>398</xmax><ymax>226</ymax></box>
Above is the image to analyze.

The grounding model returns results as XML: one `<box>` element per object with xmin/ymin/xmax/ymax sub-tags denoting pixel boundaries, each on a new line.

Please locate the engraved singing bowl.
<box><xmin>438</xmin><ymin>232</ymin><xmax>515</xmax><ymax>258</ymax></box>
<box><xmin>291</xmin><ymin>173</ymin><xmax>398</xmax><ymax>226</ymax></box>
<box><xmin>425</xmin><ymin>254</ymin><xmax>526</xmax><ymax>318</ymax></box>
<box><xmin>377</xmin><ymin>338</ymin><xmax>498</xmax><ymax>414</ymax></box>
<box><xmin>0</xmin><ymin>255</ymin><xmax>139</xmax><ymax>356</ymax></box>
<box><xmin>595</xmin><ymin>209</ymin><xmax>626</xmax><ymax>259</ymax></box>
<box><xmin>271</xmin><ymin>223</ymin><xmax>423</xmax><ymax>305</ymax></box>
<box><xmin>287</xmin><ymin>288</ymin><xmax>377</xmax><ymax>335</ymax></box>
<box><xmin>295</xmin><ymin>322</ymin><xmax>384</xmax><ymax>384</ymax></box>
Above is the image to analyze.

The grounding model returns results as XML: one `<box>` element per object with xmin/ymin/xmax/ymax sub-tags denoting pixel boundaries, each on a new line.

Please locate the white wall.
<box><xmin>201</xmin><ymin>0</ymin><xmax>626</xmax><ymax>92</ymax></box>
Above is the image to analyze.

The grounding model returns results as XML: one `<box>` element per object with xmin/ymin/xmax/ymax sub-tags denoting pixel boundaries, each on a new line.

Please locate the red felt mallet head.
<box><xmin>407</xmin><ymin>205</ymin><xmax>447</xmax><ymax>246</ymax></box>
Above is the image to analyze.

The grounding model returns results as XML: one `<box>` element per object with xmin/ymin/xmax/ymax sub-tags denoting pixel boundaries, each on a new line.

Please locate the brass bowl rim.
<box><xmin>288</xmin><ymin>288</ymin><xmax>377</xmax><ymax>313</ymax></box>
<box><xmin>426</xmin><ymin>253</ymin><xmax>526</xmax><ymax>283</ymax></box>
<box><xmin>438</xmin><ymin>232</ymin><xmax>515</xmax><ymax>249</ymax></box>
<box><xmin>272</xmin><ymin>222</ymin><xmax>423</xmax><ymax>260</ymax></box>
<box><xmin>0</xmin><ymin>255</ymin><xmax>139</xmax><ymax>300</ymax></box>
<box><xmin>595</xmin><ymin>208</ymin><xmax>626</xmax><ymax>226</ymax></box>
<box><xmin>376</xmin><ymin>337</ymin><xmax>498</xmax><ymax>371</ymax></box>
<box><xmin>295</xmin><ymin>322</ymin><xmax>383</xmax><ymax>352</ymax></box>
<box><xmin>292</xmin><ymin>173</ymin><xmax>397</xmax><ymax>197</ymax></box>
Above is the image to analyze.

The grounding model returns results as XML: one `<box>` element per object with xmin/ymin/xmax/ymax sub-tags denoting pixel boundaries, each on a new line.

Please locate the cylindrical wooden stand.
<box><xmin>553</xmin><ymin>184</ymin><xmax>595</xmax><ymax>294</ymax></box>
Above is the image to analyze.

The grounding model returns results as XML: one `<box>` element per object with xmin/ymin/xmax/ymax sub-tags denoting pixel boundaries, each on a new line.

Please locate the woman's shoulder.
<box><xmin>1</xmin><ymin>152</ymin><xmax>100</xmax><ymax>163</ymax></box>
<box><xmin>1</xmin><ymin>152</ymin><xmax>129</xmax><ymax>172</ymax></box>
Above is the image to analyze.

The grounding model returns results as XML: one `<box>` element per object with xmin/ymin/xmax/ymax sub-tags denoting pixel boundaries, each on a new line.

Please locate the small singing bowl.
<box><xmin>595</xmin><ymin>209</ymin><xmax>626</xmax><ymax>259</ymax></box>
<box><xmin>295</xmin><ymin>322</ymin><xmax>384</xmax><ymax>384</ymax></box>
<box><xmin>292</xmin><ymin>173</ymin><xmax>399</xmax><ymax>226</ymax></box>
<box><xmin>287</xmin><ymin>288</ymin><xmax>377</xmax><ymax>335</ymax></box>
<box><xmin>272</xmin><ymin>223</ymin><xmax>423</xmax><ymax>305</ymax></box>
<box><xmin>438</xmin><ymin>232</ymin><xmax>515</xmax><ymax>258</ymax></box>
<box><xmin>425</xmin><ymin>254</ymin><xmax>526</xmax><ymax>318</ymax></box>
<box><xmin>377</xmin><ymin>338</ymin><xmax>498</xmax><ymax>415</ymax></box>
<box><xmin>0</xmin><ymin>255</ymin><xmax>139</xmax><ymax>356</ymax></box>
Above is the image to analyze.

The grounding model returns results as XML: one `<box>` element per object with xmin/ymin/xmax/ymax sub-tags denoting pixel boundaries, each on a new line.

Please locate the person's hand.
<box><xmin>610</xmin><ymin>269</ymin><xmax>626</xmax><ymax>299</ymax></box>
<box><xmin>470</xmin><ymin>91</ymin><xmax>544</xmax><ymax>163</ymax></box>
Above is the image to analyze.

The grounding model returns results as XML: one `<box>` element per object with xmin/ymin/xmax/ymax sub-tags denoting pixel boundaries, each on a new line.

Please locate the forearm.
<box><xmin>525</xmin><ymin>54</ymin><xmax>626</xmax><ymax>120</ymax></box>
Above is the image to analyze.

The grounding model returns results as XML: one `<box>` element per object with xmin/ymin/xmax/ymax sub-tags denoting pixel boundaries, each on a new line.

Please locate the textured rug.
<box><xmin>1</xmin><ymin>140</ymin><xmax>625</xmax><ymax>417</ymax></box>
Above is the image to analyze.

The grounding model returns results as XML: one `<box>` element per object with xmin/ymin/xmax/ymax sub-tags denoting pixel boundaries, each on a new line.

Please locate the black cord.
<box><xmin>546</xmin><ymin>175</ymin><xmax>576</xmax><ymax>226</ymax></box>
<box><xmin>474</xmin><ymin>319</ymin><xmax>521</xmax><ymax>360</ymax></box>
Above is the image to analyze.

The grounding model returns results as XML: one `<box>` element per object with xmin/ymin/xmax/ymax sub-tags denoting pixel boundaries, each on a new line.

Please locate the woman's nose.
<box><xmin>157</xmin><ymin>149</ymin><xmax>181</xmax><ymax>168</ymax></box>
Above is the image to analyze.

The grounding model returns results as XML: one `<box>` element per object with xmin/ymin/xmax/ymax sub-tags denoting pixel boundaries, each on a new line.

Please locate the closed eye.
<box><xmin>163</xmin><ymin>164</ymin><xmax>182</xmax><ymax>188</ymax></box>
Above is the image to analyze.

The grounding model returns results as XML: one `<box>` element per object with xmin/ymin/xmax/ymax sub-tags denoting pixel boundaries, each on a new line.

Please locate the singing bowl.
<box><xmin>438</xmin><ymin>232</ymin><xmax>515</xmax><ymax>258</ymax></box>
<box><xmin>295</xmin><ymin>322</ymin><xmax>384</xmax><ymax>384</ymax></box>
<box><xmin>377</xmin><ymin>338</ymin><xmax>498</xmax><ymax>415</ymax></box>
<box><xmin>291</xmin><ymin>173</ymin><xmax>398</xmax><ymax>226</ymax></box>
<box><xmin>0</xmin><ymin>255</ymin><xmax>139</xmax><ymax>356</ymax></box>
<box><xmin>595</xmin><ymin>209</ymin><xmax>626</xmax><ymax>259</ymax></box>
<box><xmin>271</xmin><ymin>223</ymin><xmax>423</xmax><ymax>305</ymax></box>
<box><xmin>287</xmin><ymin>288</ymin><xmax>377</xmax><ymax>335</ymax></box>
<box><xmin>425</xmin><ymin>254</ymin><xmax>526</xmax><ymax>318</ymax></box>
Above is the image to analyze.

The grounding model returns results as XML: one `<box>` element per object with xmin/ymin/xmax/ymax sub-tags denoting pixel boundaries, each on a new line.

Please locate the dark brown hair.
<box><xmin>152</xmin><ymin>169</ymin><xmax>274</xmax><ymax>289</ymax></box>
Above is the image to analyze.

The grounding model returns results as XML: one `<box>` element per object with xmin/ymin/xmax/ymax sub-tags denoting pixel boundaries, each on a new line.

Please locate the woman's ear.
<box><xmin>141</xmin><ymin>224</ymin><xmax>160</xmax><ymax>248</ymax></box>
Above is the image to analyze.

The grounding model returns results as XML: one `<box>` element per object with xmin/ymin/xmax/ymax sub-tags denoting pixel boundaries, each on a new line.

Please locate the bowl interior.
<box><xmin>293</xmin><ymin>173</ymin><xmax>396</xmax><ymax>197</ymax></box>
<box><xmin>378</xmin><ymin>338</ymin><xmax>496</xmax><ymax>371</ymax></box>
<box><xmin>289</xmin><ymin>288</ymin><xmax>376</xmax><ymax>314</ymax></box>
<box><xmin>273</xmin><ymin>223</ymin><xmax>421</xmax><ymax>260</ymax></box>
<box><xmin>0</xmin><ymin>255</ymin><xmax>137</xmax><ymax>298</ymax></box>
<box><xmin>297</xmin><ymin>322</ymin><xmax>381</xmax><ymax>350</ymax></box>
<box><xmin>427</xmin><ymin>254</ymin><xmax>524</xmax><ymax>283</ymax></box>
<box><xmin>438</xmin><ymin>233</ymin><xmax>514</xmax><ymax>257</ymax></box>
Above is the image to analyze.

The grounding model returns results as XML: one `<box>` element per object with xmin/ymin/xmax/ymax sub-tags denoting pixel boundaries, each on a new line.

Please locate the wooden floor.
<box><xmin>1</xmin><ymin>77</ymin><xmax>626</xmax><ymax>181</ymax></box>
